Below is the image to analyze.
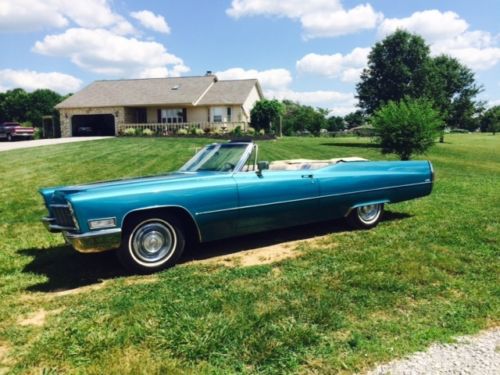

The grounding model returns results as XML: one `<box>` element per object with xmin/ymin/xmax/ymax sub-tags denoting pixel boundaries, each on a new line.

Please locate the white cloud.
<box><xmin>0</xmin><ymin>0</ymin><xmax>134</xmax><ymax>33</ymax></box>
<box><xmin>296</xmin><ymin>47</ymin><xmax>369</xmax><ymax>82</ymax></box>
<box><xmin>0</xmin><ymin>0</ymin><xmax>68</xmax><ymax>31</ymax></box>
<box><xmin>216</xmin><ymin>68</ymin><xmax>292</xmax><ymax>90</ymax></box>
<box><xmin>301</xmin><ymin>4</ymin><xmax>382</xmax><ymax>38</ymax></box>
<box><xmin>378</xmin><ymin>10</ymin><xmax>500</xmax><ymax>71</ymax></box>
<box><xmin>378</xmin><ymin>10</ymin><xmax>468</xmax><ymax>42</ymax></box>
<box><xmin>487</xmin><ymin>99</ymin><xmax>500</xmax><ymax>108</ymax></box>
<box><xmin>226</xmin><ymin>0</ymin><xmax>381</xmax><ymax>38</ymax></box>
<box><xmin>215</xmin><ymin>66</ymin><xmax>354</xmax><ymax>113</ymax></box>
<box><xmin>33</xmin><ymin>28</ymin><xmax>189</xmax><ymax>78</ymax></box>
<box><xmin>0</xmin><ymin>69</ymin><xmax>82</xmax><ymax>93</ymax></box>
<box><xmin>130</xmin><ymin>10</ymin><xmax>170</xmax><ymax>34</ymax></box>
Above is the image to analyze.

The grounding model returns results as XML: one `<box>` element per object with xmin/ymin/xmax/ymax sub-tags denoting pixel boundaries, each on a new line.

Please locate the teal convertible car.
<box><xmin>40</xmin><ymin>140</ymin><xmax>434</xmax><ymax>273</ymax></box>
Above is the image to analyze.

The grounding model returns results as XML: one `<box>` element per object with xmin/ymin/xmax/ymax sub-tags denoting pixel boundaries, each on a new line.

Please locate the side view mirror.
<box><xmin>256</xmin><ymin>161</ymin><xmax>269</xmax><ymax>177</ymax></box>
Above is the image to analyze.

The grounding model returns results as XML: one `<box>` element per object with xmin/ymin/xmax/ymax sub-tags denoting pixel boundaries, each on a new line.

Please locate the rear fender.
<box><xmin>344</xmin><ymin>199</ymin><xmax>389</xmax><ymax>217</ymax></box>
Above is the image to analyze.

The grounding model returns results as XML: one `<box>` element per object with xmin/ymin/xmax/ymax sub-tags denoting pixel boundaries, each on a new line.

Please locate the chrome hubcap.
<box><xmin>131</xmin><ymin>221</ymin><xmax>175</xmax><ymax>264</ymax></box>
<box><xmin>358</xmin><ymin>204</ymin><xmax>381</xmax><ymax>224</ymax></box>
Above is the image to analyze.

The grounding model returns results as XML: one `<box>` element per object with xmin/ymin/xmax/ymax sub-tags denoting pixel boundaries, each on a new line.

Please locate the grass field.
<box><xmin>0</xmin><ymin>135</ymin><xmax>498</xmax><ymax>374</ymax></box>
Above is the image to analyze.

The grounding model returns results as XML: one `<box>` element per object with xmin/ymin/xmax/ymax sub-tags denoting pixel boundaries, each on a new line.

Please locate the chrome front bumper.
<box><xmin>63</xmin><ymin>228</ymin><xmax>122</xmax><ymax>253</ymax></box>
<box><xmin>43</xmin><ymin>217</ymin><xmax>121</xmax><ymax>253</ymax></box>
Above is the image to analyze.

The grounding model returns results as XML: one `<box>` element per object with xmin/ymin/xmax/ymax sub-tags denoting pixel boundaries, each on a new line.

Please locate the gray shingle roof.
<box><xmin>196</xmin><ymin>79</ymin><xmax>259</xmax><ymax>105</ymax></box>
<box><xmin>55</xmin><ymin>76</ymin><xmax>260</xmax><ymax>109</ymax></box>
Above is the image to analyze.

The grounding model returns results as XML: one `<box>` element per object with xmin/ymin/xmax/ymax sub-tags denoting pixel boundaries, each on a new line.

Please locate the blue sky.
<box><xmin>1</xmin><ymin>0</ymin><xmax>499</xmax><ymax>115</ymax></box>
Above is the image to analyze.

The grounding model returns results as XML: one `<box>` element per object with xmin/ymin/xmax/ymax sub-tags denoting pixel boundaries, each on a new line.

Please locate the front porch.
<box><xmin>118</xmin><ymin>121</ymin><xmax>248</xmax><ymax>136</ymax></box>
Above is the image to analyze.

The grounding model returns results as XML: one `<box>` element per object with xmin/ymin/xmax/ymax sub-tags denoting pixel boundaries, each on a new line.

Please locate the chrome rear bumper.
<box><xmin>63</xmin><ymin>228</ymin><xmax>122</xmax><ymax>253</ymax></box>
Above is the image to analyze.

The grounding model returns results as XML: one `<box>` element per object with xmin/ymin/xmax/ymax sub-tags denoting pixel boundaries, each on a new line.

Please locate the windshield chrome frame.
<box><xmin>178</xmin><ymin>142</ymin><xmax>256</xmax><ymax>173</ymax></box>
<box><xmin>233</xmin><ymin>142</ymin><xmax>257</xmax><ymax>173</ymax></box>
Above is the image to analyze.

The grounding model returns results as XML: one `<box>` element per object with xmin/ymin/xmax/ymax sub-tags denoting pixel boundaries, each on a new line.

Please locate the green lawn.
<box><xmin>0</xmin><ymin>135</ymin><xmax>498</xmax><ymax>374</ymax></box>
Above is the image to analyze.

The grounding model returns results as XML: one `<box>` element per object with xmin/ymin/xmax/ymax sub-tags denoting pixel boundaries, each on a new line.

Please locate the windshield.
<box><xmin>179</xmin><ymin>143</ymin><xmax>250</xmax><ymax>172</ymax></box>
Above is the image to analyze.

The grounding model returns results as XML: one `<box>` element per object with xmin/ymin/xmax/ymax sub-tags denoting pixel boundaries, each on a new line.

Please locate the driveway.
<box><xmin>0</xmin><ymin>137</ymin><xmax>112</xmax><ymax>153</ymax></box>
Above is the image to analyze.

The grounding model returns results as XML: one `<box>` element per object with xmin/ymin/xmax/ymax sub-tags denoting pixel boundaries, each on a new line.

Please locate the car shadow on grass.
<box><xmin>19</xmin><ymin>246</ymin><xmax>127</xmax><ymax>293</ymax></box>
<box><xmin>19</xmin><ymin>210</ymin><xmax>411</xmax><ymax>293</ymax></box>
<box><xmin>182</xmin><ymin>210</ymin><xmax>411</xmax><ymax>262</ymax></box>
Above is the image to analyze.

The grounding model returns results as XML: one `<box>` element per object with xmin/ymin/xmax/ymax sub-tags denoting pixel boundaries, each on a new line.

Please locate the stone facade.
<box><xmin>59</xmin><ymin>107</ymin><xmax>124</xmax><ymax>137</ymax></box>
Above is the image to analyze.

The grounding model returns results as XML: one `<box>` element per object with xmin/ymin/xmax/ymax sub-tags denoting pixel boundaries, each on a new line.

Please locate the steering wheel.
<box><xmin>221</xmin><ymin>162</ymin><xmax>235</xmax><ymax>171</ymax></box>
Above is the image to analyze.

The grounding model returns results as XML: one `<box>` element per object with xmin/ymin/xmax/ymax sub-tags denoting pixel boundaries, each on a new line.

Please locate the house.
<box><xmin>55</xmin><ymin>74</ymin><xmax>263</xmax><ymax>137</ymax></box>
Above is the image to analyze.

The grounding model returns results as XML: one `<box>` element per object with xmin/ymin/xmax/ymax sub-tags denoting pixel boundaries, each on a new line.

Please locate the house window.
<box><xmin>227</xmin><ymin>107</ymin><xmax>232</xmax><ymax>122</ymax></box>
<box><xmin>161</xmin><ymin>108</ymin><xmax>184</xmax><ymax>123</ymax></box>
<box><xmin>212</xmin><ymin>107</ymin><xmax>224</xmax><ymax>123</ymax></box>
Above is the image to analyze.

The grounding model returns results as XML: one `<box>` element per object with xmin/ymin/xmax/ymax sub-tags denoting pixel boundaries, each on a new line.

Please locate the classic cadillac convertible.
<box><xmin>40</xmin><ymin>140</ymin><xmax>434</xmax><ymax>273</ymax></box>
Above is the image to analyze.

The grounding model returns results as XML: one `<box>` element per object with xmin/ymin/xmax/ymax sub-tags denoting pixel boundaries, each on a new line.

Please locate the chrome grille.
<box><xmin>50</xmin><ymin>205</ymin><xmax>76</xmax><ymax>228</ymax></box>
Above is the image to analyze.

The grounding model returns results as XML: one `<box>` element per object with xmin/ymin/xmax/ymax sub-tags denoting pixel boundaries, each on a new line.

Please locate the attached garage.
<box><xmin>71</xmin><ymin>114</ymin><xmax>116</xmax><ymax>136</ymax></box>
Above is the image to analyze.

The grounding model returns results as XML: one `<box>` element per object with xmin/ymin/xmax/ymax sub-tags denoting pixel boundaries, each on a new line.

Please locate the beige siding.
<box><xmin>188</xmin><ymin>106</ymin><xmax>209</xmax><ymax>122</ymax></box>
<box><xmin>242</xmin><ymin>85</ymin><xmax>261</xmax><ymax>120</ymax></box>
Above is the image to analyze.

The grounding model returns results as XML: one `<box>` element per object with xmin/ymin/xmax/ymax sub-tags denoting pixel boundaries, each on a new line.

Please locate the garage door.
<box><xmin>71</xmin><ymin>114</ymin><xmax>115</xmax><ymax>136</ymax></box>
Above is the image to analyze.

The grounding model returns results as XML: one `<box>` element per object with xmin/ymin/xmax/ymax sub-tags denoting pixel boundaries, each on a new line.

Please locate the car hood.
<box><xmin>40</xmin><ymin>171</ymin><xmax>224</xmax><ymax>202</ymax></box>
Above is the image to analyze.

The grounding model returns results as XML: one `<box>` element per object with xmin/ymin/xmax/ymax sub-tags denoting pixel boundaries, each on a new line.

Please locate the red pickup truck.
<box><xmin>0</xmin><ymin>122</ymin><xmax>35</xmax><ymax>141</ymax></box>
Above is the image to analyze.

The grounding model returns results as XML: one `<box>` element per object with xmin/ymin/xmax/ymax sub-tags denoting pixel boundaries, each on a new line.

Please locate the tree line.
<box><xmin>250</xmin><ymin>30</ymin><xmax>499</xmax><ymax>159</ymax></box>
<box><xmin>0</xmin><ymin>88</ymin><xmax>67</xmax><ymax>127</ymax></box>
<box><xmin>251</xmin><ymin>30</ymin><xmax>499</xmax><ymax>139</ymax></box>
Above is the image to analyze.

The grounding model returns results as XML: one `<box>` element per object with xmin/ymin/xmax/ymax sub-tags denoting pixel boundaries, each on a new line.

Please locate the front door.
<box><xmin>233</xmin><ymin>170</ymin><xmax>320</xmax><ymax>235</ymax></box>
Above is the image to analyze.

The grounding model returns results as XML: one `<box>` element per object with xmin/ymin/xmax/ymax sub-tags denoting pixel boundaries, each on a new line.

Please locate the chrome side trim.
<box><xmin>196</xmin><ymin>181</ymin><xmax>431</xmax><ymax>216</ymax></box>
<box><xmin>63</xmin><ymin>228</ymin><xmax>122</xmax><ymax>253</ymax></box>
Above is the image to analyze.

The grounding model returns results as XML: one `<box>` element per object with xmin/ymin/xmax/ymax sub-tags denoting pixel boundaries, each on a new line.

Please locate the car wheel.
<box><xmin>347</xmin><ymin>203</ymin><xmax>384</xmax><ymax>229</ymax></box>
<box><xmin>7</xmin><ymin>134</ymin><xmax>12</xmax><ymax>142</ymax></box>
<box><xmin>118</xmin><ymin>214</ymin><xmax>186</xmax><ymax>273</ymax></box>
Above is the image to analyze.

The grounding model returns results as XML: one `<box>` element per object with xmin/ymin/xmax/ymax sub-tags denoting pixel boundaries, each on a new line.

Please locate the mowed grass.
<box><xmin>0</xmin><ymin>135</ymin><xmax>498</xmax><ymax>374</ymax></box>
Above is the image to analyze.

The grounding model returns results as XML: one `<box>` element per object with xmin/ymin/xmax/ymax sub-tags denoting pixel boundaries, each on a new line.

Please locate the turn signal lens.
<box><xmin>89</xmin><ymin>218</ymin><xmax>116</xmax><ymax>230</ymax></box>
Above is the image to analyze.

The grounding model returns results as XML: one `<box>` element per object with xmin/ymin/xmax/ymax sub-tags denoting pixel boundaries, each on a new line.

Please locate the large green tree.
<box><xmin>427</xmin><ymin>55</ymin><xmax>482</xmax><ymax>134</ymax></box>
<box><xmin>357</xmin><ymin>30</ymin><xmax>431</xmax><ymax>115</ymax></box>
<box><xmin>250</xmin><ymin>99</ymin><xmax>284</xmax><ymax>133</ymax></box>
<box><xmin>357</xmin><ymin>30</ymin><xmax>482</xmax><ymax>135</ymax></box>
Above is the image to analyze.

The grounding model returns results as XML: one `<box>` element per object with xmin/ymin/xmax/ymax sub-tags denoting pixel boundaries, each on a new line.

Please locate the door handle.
<box><xmin>301</xmin><ymin>174</ymin><xmax>314</xmax><ymax>179</ymax></box>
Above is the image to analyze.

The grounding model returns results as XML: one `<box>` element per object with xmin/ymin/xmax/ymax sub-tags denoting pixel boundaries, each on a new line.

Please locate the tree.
<box><xmin>26</xmin><ymin>89</ymin><xmax>64</xmax><ymax>127</ymax></box>
<box><xmin>344</xmin><ymin>110</ymin><xmax>365</xmax><ymax>129</ymax></box>
<box><xmin>250</xmin><ymin>99</ymin><xmax>284</xmax><ymax>133</ymax></box>
<box><xmin>357</xmin><ymin>30</ymin><xmax>431</xmax><ymax>115</ymax></box>
<box><xmin>426</xmin><ymin>55</ymin><xmax>482</xmax><ymax>138</ymax></box>
<box><xmin>480</xmin><ymin>105</ymin><xmax>500</xmax><ymax>134</ymax></box>
<box><xmin>326</xmin><ymin>115</ymin><xmax>345</xmax><ymax>131</ymax></box>
<box><xmin>0</xmin><ymin>88</ymin><xmax>30</xmax><ymax>122</ymax></box>
<box><xmin>0</xmin><ymin>88</ymin><xmax>65</xmax><ymax>127</ymax></box>
<box><xmin>372</xmin><ymin>98</ymin><xmax>442</xmax><ymax>160</ymax></box>
<box><xmin>281</xmin><ymin>101</ymin><xmax>326</xmax><ymax>135</ymax></box>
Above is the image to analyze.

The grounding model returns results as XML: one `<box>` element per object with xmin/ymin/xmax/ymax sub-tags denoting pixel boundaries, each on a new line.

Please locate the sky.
<box><xmin>1</xmin><ymin>0</ymin><xmax>500</xmax><ymax>116</ymax></box>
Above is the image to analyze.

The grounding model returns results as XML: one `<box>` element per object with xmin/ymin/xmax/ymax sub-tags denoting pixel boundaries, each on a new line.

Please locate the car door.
<box><xmin>232</xmin><ymin>170</ymin><xmax>320</xmax><ymax>235</ymax></box>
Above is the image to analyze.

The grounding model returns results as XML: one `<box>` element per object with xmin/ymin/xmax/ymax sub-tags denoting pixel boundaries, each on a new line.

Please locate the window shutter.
<box><xmin>182</xmin><ymin>108</ymin><xmax>187</xmax><ymax>122</ymax></box>
<box><xmin>157</xmin><ymin>109</ymin><xmax>161</xmax><ymax>123</ymax></box>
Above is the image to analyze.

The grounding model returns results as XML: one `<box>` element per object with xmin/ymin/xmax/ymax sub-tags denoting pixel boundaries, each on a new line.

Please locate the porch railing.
<box><xmin>118</xmin><ymin>121</ymin><xmax>247</xmax><ymax>135</ymax></box>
